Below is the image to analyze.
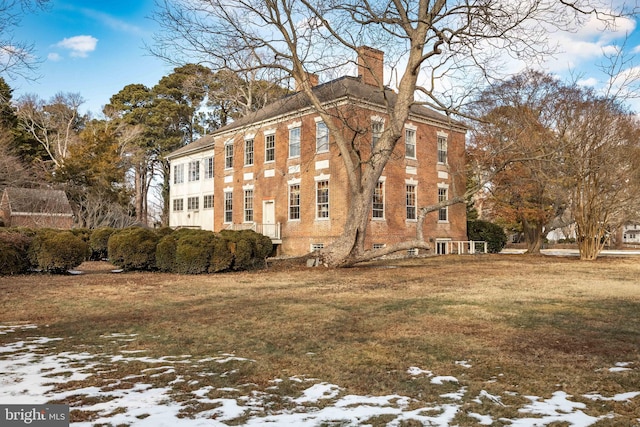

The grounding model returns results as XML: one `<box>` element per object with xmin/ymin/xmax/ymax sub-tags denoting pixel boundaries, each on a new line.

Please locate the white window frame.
<box><xmin>288</xmin><ymin>180</ymin><xmax>301</xmax><ymax>221</ymax></box>
<box><xmin>172</xmin><ymin>198</ymin><xmax>184</xmax><ymax>211</ymax></box>
<box><xmin>315</xmin><ymin>118</ymin><xmax>329</xmax><ymax>153</ymax></box>
<box><xmin>438</xmin><ymin>185</ymin><xmax>449</xmax><ymax>222</ymax></box>
<box><xmin>243</xmin><ymin>187</ymin><xmax>254</xmax><ymax>223</ymax></box>
<box><xmin>203</xmin><ymin>194</ymin><xmax>214</xmax><ymax>209</ymax></box>
<box><xmin>187</xmin><ymin>196</ymin><xmax>199</xmax><ymax>211</ymax></box>
<box><xmin>315</xmin><ymin>175</ymin><xmax>330</xmax><ymax>220</ymax></box>
<box><xmin>371</xmin><ymin>116</ymin><xmax>384</xmax><ymax>148</ymax></box>
<box><xmin>405</xmin><ymin>125</ymin><xmax>417</xmax><ymax>159</ymax></box>
<box><xmin>406</xmin><ymin>181</ymin><xmax>417</xmax><ymax>221</ymax></box>
<box><xmin>173</xmin><ymin>164</ymin><xmax>184</xmax><ymax>184</ymax></box>
<box><xmin>224</xmin><ymin>190</ymin><xmax>233</xmax><ymax>223</ymax></box>
<box><xmin>244</xmin><ymin>138</ymin><xmax>254</xmax><ymax>166</ymax></box>
<box><xmin>372</xmin><ymin>178</ymin><xmax>385</xmax><ymax>220</ymax></box>
<box><xmin>224</xmin><ymin>141</ymin><xmax>234</xmax><ymax>169</ymax></box>
<box><xmin>204</xmin><ymin>156</ymin><xmax>214</xmax><ymax>179</ymax></box>
<box><xmin>264</xmin><ymin>131</ymin><xmax>275</xmax><ymax>163</ymax></box>
<box><xmin>188</xmin><ymin>160</ymin><xmax>200</xmax><ymax>182</ymax></box>
<box><xmin>288</xmin><ymin>122</ymin><xmax>301</xmax><ymax>158</ymax></box>
<box><xmin>437</xmin><ymin>132</ymin><xmax>448</xmax><ymax>164</ymax></box>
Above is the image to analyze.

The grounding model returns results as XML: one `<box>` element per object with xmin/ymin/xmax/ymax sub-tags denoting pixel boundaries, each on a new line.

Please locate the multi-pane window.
<box><xmin>224</xmin><ymin>192</ymin><xmax>233</xmax><ymax>223</ymax></box>
<box><xmin>437</xmin><ymin>135</ymin><xmax>448</xmax><ymax>164</ymax></box>
<box><xmin>371</xmin><ymin>120</ymin><xmax>384</xmax><ymax>147</ymax></box>
<box><xmin>187</xmin><ymin>196</ymin><xmax>199</xmax><ymax>210</ymax></box>
<box><xmin>244</xmin><ymin>189</ymin><xmax>254</xmax><ymax>222</ymax></box>
<box><xmin>438</xmin><ymin>188</ymin><xmax>448</xmax><ymax>222</ymax></box>
<box><xmin>172</xmin><ymin>198</ymin><xmax>184</xmax><ymax>211</ymax></box>
<box><xmin>204</xmin><ymin>157</ymin><xmax>214</xmax><ymax>179</ymax></box>
<box><xmin>173</xmin><ymin>164</ymin><xmax>184</xmax><ymax>184</ymax></box>
<box><xmin>203</xmin><ymin>194</ymin><xmax>214</xmax><ymax>209</ymax></box>
<box><xmin>289</xmin><ymin>127</ymin><xmax>301</xmax><ymax>158</ymax></box>
<box><xmin>289</xmin><ymin>184</ymin><xmax>300</xmax><ymax>220</ymax></box>
<box><xmin>405</xmin><ymin>128</ymin><xmax>416</xmax><ymax>159</ymax></box>
<box><xmin>245</xmin><ymin>139</ymin><xmax>254</xmax><ymax>166</ymax></box>
<box><xmin>225</xmin><ymin>143</ymin><xmax>234</xmax><ymax>169</ymax></box>
<box><xmin>316</xmin><ymin>121</ymin><xmax>329</xmax><ymax>153</ymax></box>
<box><xmin>188</xmin><ymin>160</ymin><xmax>200</xmax><ymax>182</ymax></box>
<box><xmin>372</xmin><ymin>180</ymin><xmax>385</xmax><ymax>219</ymax></box>
<box><xmin>406</xmin><ymin>184</ymin><xmax>417</xmax><ymax>220</ymax></box>
<box><xmin>316</xmin><ymin>180</ymin><xmax>329</xmax><ymax>219</ymax></box>
<box><xmin>265</xmin><ymin>133</ymin><xmax>275</xmax><ymax>162</ymax></box>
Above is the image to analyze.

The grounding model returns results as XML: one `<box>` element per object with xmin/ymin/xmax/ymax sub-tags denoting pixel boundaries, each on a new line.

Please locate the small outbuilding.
<box><xmin>0</xmin><ymin>187</ymin><xmax>74</xmax><ymax>229</ymax></box>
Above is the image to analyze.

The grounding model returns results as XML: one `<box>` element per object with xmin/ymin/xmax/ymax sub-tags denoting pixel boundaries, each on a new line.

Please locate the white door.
<box><xmin>262</xmin><ymin>200</ymin><xmax>277</xmax><ymax>238</ymax></box>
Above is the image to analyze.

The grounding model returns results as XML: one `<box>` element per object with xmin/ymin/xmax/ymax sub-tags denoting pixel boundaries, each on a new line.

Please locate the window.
<box><xmin>438</xmin><ymin>187</ymin><xmax>448</xmax><ymax>222</ymax></box>
<box><xmin>172</xmin><ymin>198</ymin><xmax>184</xmax><ymax>211</ymax></box>
<box><xmin>203</xmin><ymin>194</ymin><xmax>214</xmax><ymax>209</ymax></box>
<box><xmin>316</xmin><ymin>121</ymin><xmax>329</xmax><ymax>153</ymax></box>
<box><xmin>245</xmin><ymin>139</ymin><xmax>254</xmax><ymax>166</ymax></box>
<box><xmin>406</xmin><ymin>184</ymin><xmax>416</xmax><ymax>220</ymax></box>
<box><xmin>173</xmin><ymin>164</ymin><xmax>184</xmax><ymax>184</ymax></box>
<box><xmin>265</xmin><ymin>133</ymin><xmax>275</xmax><ymax>162</ymax></box>
<box><xmin>204</xmin><ymin>156</ymin><xmax>214</xmax><ymax>179</ymax></box>
<box><xmin>371</xmin><ymin>120</ymin><xmax>384</xmax><ymax>147</ymax></box>
<box><xmin>316</xmin><ymin>180</ymin><xmax>329</xmax><ymax>219</ymax></box>
<box><xmin>373</xmin><ymin>243</ymin><xmax>385</xmax><ymax>250</ymax></box>
<box><xmin>437</xmin><ymin>135</ymin><xmax>448</xmax><ymax>164</ymax></box>
<box><xmin>436</xmin><ymin>241</ymin><xmax>448</xmax><ymax>255</ymax></box>
<box><xmin>289</xmin><ymin>126</ymin><xmax>301</xmax><ymax>158</ymax></box>
<box><xmin>225</xmin><ymin>142</ymin><xmax>234</xmax><ymax>169</ymax></box>
<box><xmin>311</xmin><ymin>243</ymin><xmax>324</xmax><ymax>252</ymax></box>
<box><xmin>372</xmin><ymin>180</ymin><xmax>385</xmax><ymax>219</ymax></box>
<box><xmin>224</xmin><ymin>192</ymin><xmax>233</xmax><ymax>223</ymax></box>
<box><xmin>289</xmin><ymin>184</ymin><xmax>300</xmax><ymax>220</ymax></box>
<box><xmin>188</xmin><ymin>161</ymin><xmax>200</xmax><ymax>182</ymax></box>
<box><xmin>244</xmin><ymin>189</ymin><xmax>254</xmax><ymax>222</ymax></box>
<box><xmin>187</xmin><ymin>196</ymin><xmax>199</xmax><ymax>210</ymax></box>
<box><xmin>405</xmin><ymin>128</ymin><xmax>416</xmax><ymax>159</ymax></box>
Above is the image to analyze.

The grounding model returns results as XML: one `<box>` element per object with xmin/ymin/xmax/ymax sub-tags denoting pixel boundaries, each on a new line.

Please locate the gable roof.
<box><xmin>167</xmin><ymin>75</ymin><xmax>464</xmax><ymax>159</ymax></box>
<box><xmin>2</xmin><ymin>187</ymin><xmax>73</xmax><ymax>216</ymax></box>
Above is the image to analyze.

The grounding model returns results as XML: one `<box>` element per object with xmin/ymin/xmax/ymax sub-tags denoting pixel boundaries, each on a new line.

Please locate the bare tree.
<box><xmin>16</xmin><ymin>92</ymin><xmax>85</xmax><ymax>169</ymax></box>
<box><xmin>152</xmin><ymin>0</ymin><xmax>633</xmax><ymax>266</ymax></box>
<box><xmin>0</xmin><ymin>0</ymin><xmax>50</xmax><ymax>79</ymax></box>
<box><xmin>556</xmin><ymin>87</ymin><xmax>640</xmax><ymax>260</ymax></box>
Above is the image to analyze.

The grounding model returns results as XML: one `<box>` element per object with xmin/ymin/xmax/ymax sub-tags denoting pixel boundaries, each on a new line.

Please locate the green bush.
<box><xmin>0</xmin><ymin>229</ymin><xmax>33</xmax><ymax>275</ymax></box>
<box><xmin>174</xmin><ymin>230</ymin><xmax>216</xmax><ymax>274</ymax></box>
<box><xmin>29</xmin><ymin>229</ymin><xmax>89</xmax><ymax>273</ymax></box>
<box><xmin>156</xmin><ymin>233</ymin><xmax>178</xmax><ymax>272</ymax></box>
<box><xmin>108</xmin><ymin>227</ymin><xmax>159</xmax><ymax>271</ymax></box>
<box><xmin>89</xmin><ymin>227</ymin><xmax>116</xmax><ymax>260</ymax></box>
<box><xmin>218</xmin><ymin>229</ymin><xmax>273</xmax><ymax>270</ymax></box>
<box><xmin>467</xmin><ymin>220</ymin><xmax>508</xmax><ymax>254</ymax></box>
<box><xmin>210</xmin><ymin>234</ymin><xmax>234</xmax><ymax>273</ymax></box>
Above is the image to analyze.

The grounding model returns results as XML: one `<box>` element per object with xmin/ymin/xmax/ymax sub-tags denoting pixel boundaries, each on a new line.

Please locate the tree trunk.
<box><xmin>522</xmin><ymin>218</ymin><xmax>543</xmax><ymax>254</ymax></box>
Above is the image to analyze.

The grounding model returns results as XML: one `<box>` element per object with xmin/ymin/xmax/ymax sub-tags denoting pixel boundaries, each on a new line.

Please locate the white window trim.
<box><xmin>437</xmin><ymin>184</ymin><xmax>449</xmax><ymax>223</ymax></box>
<box><xmin>264</xmin><ymin>130</ymin><xmax>276</xmax><ymax>164</ymax></box>
<box><xmin>405</xmin><ymin>124</ymin><xmax>417</xmax><ymax>160</ymax></box>
<box><xmin>372</xmin><ymin>177</ymin><xmax>386</xmax><ymax>221</ymax></box>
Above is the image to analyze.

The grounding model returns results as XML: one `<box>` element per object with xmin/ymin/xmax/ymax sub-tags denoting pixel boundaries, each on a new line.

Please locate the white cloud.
<box><xmin>577</xmin><ymin>77</ymin><xmax>599</xmax><ymax>87</ymax></box>
<box><xmin>47</xmin><ymin>52</ymin><xmax>61</xmax><ymax>62</ymax></box>
<box><xmin>55</xmin><ymin>35</ymin><xmax>98</xmax><ymax>58</ymax></box>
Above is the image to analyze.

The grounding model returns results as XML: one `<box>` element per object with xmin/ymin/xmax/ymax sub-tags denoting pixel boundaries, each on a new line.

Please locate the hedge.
<box><xmin>89</xmin><ymin>227</ymin><xmax>116</xmax><ymax>260</ymax></box>
<box><xmin>108</xmin><ymin>227</ymin><xmax>159</xmax><ymax>271</ymax></box>
<box><xmin>467</xmin><ymin>220</ymin><xmax>508</xmax><ymax>254</ymax></box>
<box><xmin>0</xmin><ymin>229</ymin><xmax>33</xmax><ymax>275</ymax></box>
<box><xmin>28</xmin><ymin>229</ymin><xmax>89</xmax><ymax>273</ymax></box>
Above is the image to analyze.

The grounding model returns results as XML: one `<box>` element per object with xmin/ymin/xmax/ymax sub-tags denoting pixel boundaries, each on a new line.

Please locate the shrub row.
<box><xmin>0</xmin><ymin>226</ymin><xmax>272</xmax><ymax>275</ymax></box>
<box><xmin>467</xmin><ymin>220</ymin><xmax>508</xmax><ymax>254</ymax></box>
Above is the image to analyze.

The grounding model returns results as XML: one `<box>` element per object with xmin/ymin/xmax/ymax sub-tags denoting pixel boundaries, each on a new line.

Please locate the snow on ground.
<box><xmin>1</xmin><ymin>324</ymin><xmax>639</xmax><ymax>426</ymax></box>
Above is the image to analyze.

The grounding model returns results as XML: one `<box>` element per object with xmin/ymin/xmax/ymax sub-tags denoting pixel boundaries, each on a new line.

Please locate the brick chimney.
<box><xmin>357</xmin><ymin>46</ymin><xmax>384</xmax><ymax>86</ymax></box>
<box><xmin>295</xmin><ymin>72</ymin><xmax>319</xmax><ymax>91</ymax></box>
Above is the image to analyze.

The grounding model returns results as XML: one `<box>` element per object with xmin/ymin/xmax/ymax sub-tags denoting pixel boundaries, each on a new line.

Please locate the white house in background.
<box><xmin>166</xmin><ymin>135</ymin><xmax>215</xmax><ymax>230</ymax></box>
<box><xmin>622</xmin><ymin>223</ymin><xmax>640</xmax><ymax>244</ymax></box>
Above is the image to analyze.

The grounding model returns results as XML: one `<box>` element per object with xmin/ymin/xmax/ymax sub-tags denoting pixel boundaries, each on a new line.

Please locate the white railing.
<box><xmin>443</xmin><ymin>240</ymin><xmax>488</xmax><ymax>255</ymax></box>
<box><xmin>225</xmin><ymin>222</ymin><xmax>281</xmax><ymax>240</ymax></box>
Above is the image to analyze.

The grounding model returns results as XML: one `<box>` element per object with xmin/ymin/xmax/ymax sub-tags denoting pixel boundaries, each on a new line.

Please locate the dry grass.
<box><xmin>1</xmin><ymin>254</ymin><xmax>639</xmax><ymax>424</ymax></box>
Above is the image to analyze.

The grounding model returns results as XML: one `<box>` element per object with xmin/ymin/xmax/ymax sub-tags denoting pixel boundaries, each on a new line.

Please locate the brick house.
<box><xmin>166</xmin><ymin>47</ymin><xmax>467</xmax><ymax>256</ymax></box>
<box><xmin>0</xmin><ymin>187</ymin><xmax>74</xmax><ymax>229</ymax></box>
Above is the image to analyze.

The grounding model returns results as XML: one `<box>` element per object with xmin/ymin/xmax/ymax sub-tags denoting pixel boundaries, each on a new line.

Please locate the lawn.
<box><xmin>1</xmin><ymin>254</ymin><xmax>639</xmax><ymax>426</ymax></box>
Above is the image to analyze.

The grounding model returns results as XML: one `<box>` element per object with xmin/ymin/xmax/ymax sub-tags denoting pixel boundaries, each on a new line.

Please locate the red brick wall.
<box><xmin>213</xmin><ymin>105</ymin><xmax>467</xmax><ymax>256</ymax></box>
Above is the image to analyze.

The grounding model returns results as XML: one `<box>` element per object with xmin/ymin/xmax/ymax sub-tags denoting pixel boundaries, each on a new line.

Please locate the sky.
<box><xmin>6</xmin><ymin>1</ymin><xmax>640</xmax><ymax>116</ymax></box>
<box><xmin>9</xmin><ymin>0</ymin><xmax>171</xmax><ymax>116</ymax></box>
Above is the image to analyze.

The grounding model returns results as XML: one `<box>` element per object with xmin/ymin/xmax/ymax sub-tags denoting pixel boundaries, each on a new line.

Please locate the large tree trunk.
<box><xmin>522</xmin><ymin>218</ymin><xmax>544</xmax><ymax>254</ymax></box>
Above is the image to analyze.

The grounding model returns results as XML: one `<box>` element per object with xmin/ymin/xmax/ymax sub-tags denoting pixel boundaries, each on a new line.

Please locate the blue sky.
<box><xmin>7</xmin><ymin>1</ymin><xmax>640</xmax><ymax>115</ymax></box>
<box><xmin>11</xmin><ymin>0</ymin><xmax>171</xmax><ymax>116</ymax></box>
